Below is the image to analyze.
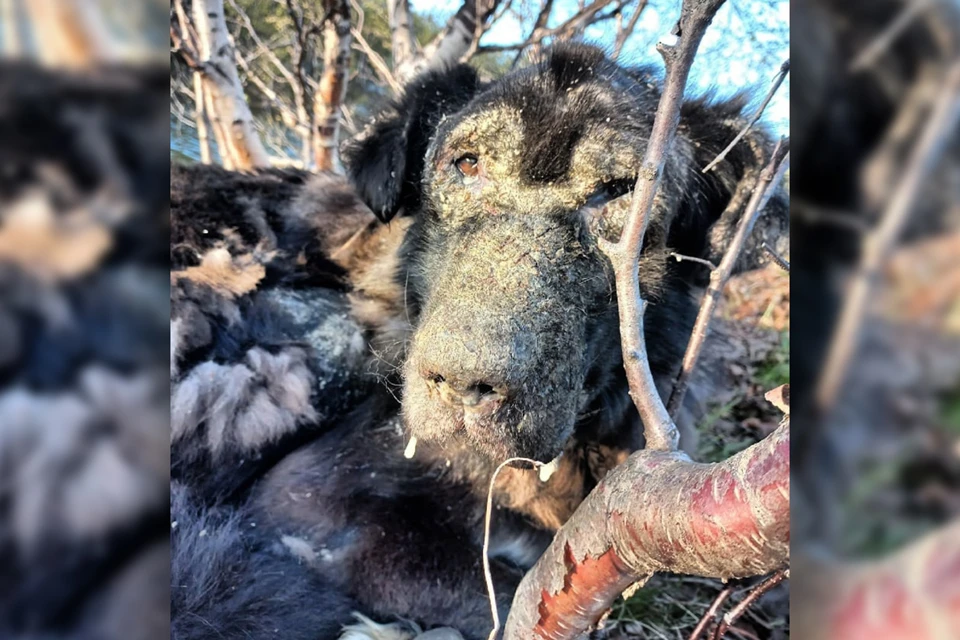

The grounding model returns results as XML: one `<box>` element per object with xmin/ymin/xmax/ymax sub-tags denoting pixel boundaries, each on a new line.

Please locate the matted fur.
<box><xmin>171</xmin><ymin>44</ymin><xmax>788</xmax><ymax>640</ymax></box>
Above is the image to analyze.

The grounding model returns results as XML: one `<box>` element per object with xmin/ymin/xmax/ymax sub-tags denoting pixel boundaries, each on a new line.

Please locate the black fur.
<box><xmin>171</xmin><ymin>483</ymin><xmax>357</xmax><ymax>640</ymax></box>
<box><xmin>171</xmin><ymin>44</ymin><xmax>787</xmax><ymax>640</ymax></box>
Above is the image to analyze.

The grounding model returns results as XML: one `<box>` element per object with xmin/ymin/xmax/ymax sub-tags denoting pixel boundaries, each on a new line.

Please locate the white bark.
<box><xmin>192</xmin><ymin>0</ymin><xmax>270</xmax><ymax>169</ymax></box>
<box><xmin>23</xmin><ymin>0</ymin><xmax>118</xmax><ymax>66</ymax></box>
<box><xmin>387</xmin><ymin>0</ymin><xmax>417</xmax><ymax>76</ymax></box>
<box><xmin>193</xmin><ymin>72</ymin><xmax>213</xmax><ymax>164</ymax></box>
<box><xmin>314</xmin><ymin>0</ymin><xmax>352</xmax><ymax>172</ymax></box>
<box><xmin>1</xmin><ymin>0</ymin><xmax>22</xmax><ymax>56</ymax></box>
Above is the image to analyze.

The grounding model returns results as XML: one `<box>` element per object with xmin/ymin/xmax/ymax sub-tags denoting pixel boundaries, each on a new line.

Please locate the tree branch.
<box><xmin>815</xmin><ymin>60</ymin><xmax>960</xmax><ymax>412</ymax></box>
<box><xmin>596</xmin><ymin>0</ymin><xmax>727</xmax><ymax>452</ymax></box>
<box><xmin>612</xmin><ymin>0</ymin><xmax>648</xmax><ymax>61</ymax></box>
<box><xmin>702</xmin><ymin>59</ymin><xmax>789</xmax><ymax>174</ymax></box>
<box><xmin>504</xmin><ymin>420</ymin><xmax>790</xmax><ymax>639</ymax></box>
<box><xmin>667</xmin><ymin>138</ymin><xmax>790</xmax><ymax>418</ymax></box>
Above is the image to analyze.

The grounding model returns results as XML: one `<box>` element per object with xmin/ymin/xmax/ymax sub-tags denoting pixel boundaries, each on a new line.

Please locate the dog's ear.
<box><xmin>343</xmin><ymin>65</ymin><xmax>482</xmax><ymax>222</ymax></box>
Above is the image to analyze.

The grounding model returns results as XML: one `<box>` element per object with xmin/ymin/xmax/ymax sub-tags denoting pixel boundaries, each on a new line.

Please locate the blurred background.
<box><xmin>792</xmin><ymin>0</ymin><xmax>960</xmax><ymax>637</ymax></box>
<box><xmin>0</xmin><ymin>1</ymin><xmax>169</xmax><ymax>639</ymax></box>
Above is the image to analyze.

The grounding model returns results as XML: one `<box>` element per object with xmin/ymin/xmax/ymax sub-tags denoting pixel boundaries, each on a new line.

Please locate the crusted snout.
<box><xmin>402</xmin><ymin>217</ymin><xmax>600</xmax><ymax>460</ymax></box>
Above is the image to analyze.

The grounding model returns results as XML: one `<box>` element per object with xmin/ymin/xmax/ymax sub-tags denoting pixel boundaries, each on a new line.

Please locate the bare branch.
<box><xmin>850</xmin><ymin>0</ymin><xmax>931</xmax><ymax>73</ymax></box>
<box><xmin>760</xmin><ymin>242</ymin><xmax>789</xmax><ymax>272</ymax></box>
<box><xmin>352</xmin><ymin>27</ymin><xmax>403</xmax><ymax>96</ymax></box>
<box><xmin>669</xmin><ymin>252</ymin><xmax>718</xmax><ymax>271</ymax></box>
<box><xmin>702</xmin><ymin>59</ymin><xmax>789</xmax><ymax>174</ymax></box>
<box><xmin>815</xmin><ymin>60</ymin><xmax>960</xmax><ymax>412</ymax></box>
<box><xmin>596</xmin><ymin>0</ymin><xmax>728</xmax><ymax>452</ymax></box>
<box><xmin>711</xmin><ymin>570</ymin><xmax>788</xmax><ymax>640</ymax></box>
<box><xmin>689</xmin><ymin>584</ymin><xmax>734</xmax><ymax>640</ymax></box>
<box><xmin>667</xmin><ymin>138</ymin><xmax>790</xmax><ymax>418</ymax></box>
<box><xmin>612</xmin><ymin>0</ymin><xmax>648</xmax><ymax>61</ymax></box>
<box><xmin>478</xmin><ymin>0</ymin><xmax>616</xmax><ymax>55</ymax></box>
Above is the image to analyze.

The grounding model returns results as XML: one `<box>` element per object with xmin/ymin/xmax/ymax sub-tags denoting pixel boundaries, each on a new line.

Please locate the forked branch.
<box><xmin>596</xmin><ymin>0</ymin><xmax>728</xmax><ymax>452</ymax></box>
<box><xmin>503</xmin><ymin>2</ymin><xmax>795</xmax><ymax>637</ymax></box>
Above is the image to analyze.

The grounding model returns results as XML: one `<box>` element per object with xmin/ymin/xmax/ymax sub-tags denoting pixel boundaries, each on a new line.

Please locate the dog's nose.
<box><xmin>423</xmin><ymin>371</ymin><xmax>506</xmax><ymax>411</ymax></box>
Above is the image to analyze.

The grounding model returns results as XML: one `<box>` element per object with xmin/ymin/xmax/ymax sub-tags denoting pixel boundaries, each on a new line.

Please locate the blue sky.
<box><xmin>412</xmin><ymin>0</ymin><xmax>789</xmax><ymax>134</ymax></box>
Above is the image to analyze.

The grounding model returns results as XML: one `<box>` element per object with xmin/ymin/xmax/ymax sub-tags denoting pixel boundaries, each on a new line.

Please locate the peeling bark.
<box><xmin>794</xmin><ymin>519</ymin><xmax>960</xmax><ymax>639</ymax></box>
<box><xmin>192</xmin><ymin>0</ymin><xmax>270</xmax><ymax>169</ymax></box>
<box><xmin>314</xmin><ymin>0</ymin><xmax>352</xmax><ymax>172</ymax></box>
<box><xmin>388</xmin><ymin>0</ymin><xmax>417</xmax><ymax>77</ymax></box>
<box><xmin>504</xmin><ymin>422</ymin><xmax>790</xmax><ymax>640</ymax></box>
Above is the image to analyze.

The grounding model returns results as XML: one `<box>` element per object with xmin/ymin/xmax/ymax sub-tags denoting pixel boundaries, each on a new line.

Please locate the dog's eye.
<box><xmin>585</xmin><ymin>178</ymin><xmax>633</xmax><ymax>207</ymax></box>
<box><xmin>454</xmin><ymin>154</ymin><xmax>480</xmax><ymax>178</ymax></box>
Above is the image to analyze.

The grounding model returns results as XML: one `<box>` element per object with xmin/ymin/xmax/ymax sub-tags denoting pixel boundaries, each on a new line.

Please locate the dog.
<box><xmin>170</xmin><ymin>43</ymin><xmax>786</xmax><ymax>639</ymax></box>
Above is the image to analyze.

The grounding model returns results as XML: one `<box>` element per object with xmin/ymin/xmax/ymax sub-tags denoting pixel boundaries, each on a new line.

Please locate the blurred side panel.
<box><xmin>792</xmin><ymin>0</ymin><xmax>960</xmax><ymax>636</ymax></box>
<box><xmin>0</xmin><ymin>1</ymin><xmax>169</xmax><ymax>638</ymax></box>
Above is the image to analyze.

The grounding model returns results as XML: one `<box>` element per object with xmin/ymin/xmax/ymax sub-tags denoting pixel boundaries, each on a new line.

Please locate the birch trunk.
<box><xmin>191</xmin><ymin>0</ymin><xmax>269</xmax><ymax>170</ymax></box>
<box><xmin>313</xmin><ymin>0</ymin><xmax>352</xmax><ymax>172</ymax></box>
<box><xmin>23</xmin><ymin>0</ymin><xmax>117</xmax><ymax>66</ymax></box>
<box><xmin>193</xmin><ymin>72</ymin><xmax>213</xmax><ymax>165</ymax></box>
<box><xmin>1</xmin><ymin>0</ymin><xmax>21</xmax><ymax>56</ymax></box>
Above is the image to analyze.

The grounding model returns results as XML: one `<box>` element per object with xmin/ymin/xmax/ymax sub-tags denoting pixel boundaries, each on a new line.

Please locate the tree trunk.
<box><xmin>23</xmin><ymin>0</ymin><xmax>117</xmax><ymax>66</ymax></box>
<box><xmin>192</xmin><ymin>0</ymin><xmax>270</xmax><ymax>170</ymax></box>
<box><xmin>392</xmin><ymin>0</ymin><xmax>500</xmax><ymax>83</ymax></box>
<box><xmin>193</xmin><ymin>72</ymin><xmax>213</xmax><ymax>164</ymax></box>
<box><xmin>388</xmin><ymin>0</ymin><xmax>417</xmax><ymax>79</ymax></box>
<box><xmin>420</xmin><ymin>0</ymin><xmax>499</xmax><ymax>71</ymax></box>
<box><xmin>314</xmin><ymin>0</ymin><xmax>352</xmax><ymax>172</ymax></box>
<box><xmin>1</xmin><ymin>0</ymin><xmax>21</xmax><ymax>56</ymax></box>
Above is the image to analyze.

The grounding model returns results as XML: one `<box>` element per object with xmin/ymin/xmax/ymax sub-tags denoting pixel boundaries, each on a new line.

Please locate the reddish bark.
<box><xmin>503</xmin><ymin>421</ymin><xmax>790</xmax><ymax>640</ymax></box>
<box><xmin>794</xmin><ymin>519</ymin><xmax>960</xmax><ymax>640</ymax></box>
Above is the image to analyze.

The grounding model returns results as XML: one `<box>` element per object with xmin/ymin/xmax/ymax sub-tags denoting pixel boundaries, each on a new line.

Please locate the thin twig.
<box><xmin>688</xmin><ymin>584</ymin><xmax>734</xmax><ymax>640</ymax></box>
<box><xmin>712</xmin><ymin>570</ymin><xmax>788</xmax><ymax>640</ymax></box>
<box><xmin>850</xmin><ymin>0</ymin><xmax>931</xmax><ymax>73</ymax></box>
<box><xmin>597</xmin><ymin>0</ymin><xmax>728</xmax><ymax>452</ymax></box>
<box><xmin>667</xmin><ymin>138</ymin><xmax>790</xmax><ymax>418</ymax></box>
<box><xmin>482</xmin><ymin>457</ymin><xmax>551</xmax><ymax>640</ymax></box>
<box><xmin>815</xmin><ymin>60</ymin><xmax>960</xmax><ymax>412</ymax></box>
<box><xmin>702</xmin><ymin>59</ymin><xmax>789</xmax><ymax>174</ymax></box>
<box><xmin>760</xmin><ymin>242</ymin><xmax>789</xmax><ymax>272</ymax></box>
<box><xmin>670</xmin><ymin>252</ymin><xmax>718</xmax><ymax>270</ymax></box>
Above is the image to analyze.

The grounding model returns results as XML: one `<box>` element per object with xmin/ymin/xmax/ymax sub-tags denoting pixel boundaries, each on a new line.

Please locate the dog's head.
<box><xmin>345</xmin><ymin>44</ymin><xmax>752</xmax><ymax>462</ymax></box>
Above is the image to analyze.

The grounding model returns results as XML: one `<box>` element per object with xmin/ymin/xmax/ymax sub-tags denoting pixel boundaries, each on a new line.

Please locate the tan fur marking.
<box><xmin>172</xmin><ymin>246</ymin><xmax>274</xmax><ymax>298</ymax></box>
<box><xmin>0</xmin><ymin>192</ymin><xmax>112</xmax><ymax>281</ymax></box>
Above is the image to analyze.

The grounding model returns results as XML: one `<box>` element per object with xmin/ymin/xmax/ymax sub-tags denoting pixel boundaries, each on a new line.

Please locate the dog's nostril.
<box><xmin>423</xmin><ymin>369</ymin><xmax>505</xmax><ymax>409</ymax></box>
<box><xmin>472</xmin><ymin>383</ymin><xmax>496</xmax><ymax>398</ymax></box>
